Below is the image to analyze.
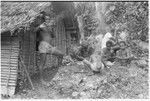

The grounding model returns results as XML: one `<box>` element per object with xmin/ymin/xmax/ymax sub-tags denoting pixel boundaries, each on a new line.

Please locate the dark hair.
<box><xmin>119</xmin><ymin>41</ymin><xmax>126</xmax><ymax>47</ymax></box>
<box><xmin>106</xmin><ymin>40</ymin><xmax>113</xmax><ymax>47</ymax></box>
<box><xmin>116</xmin><ymin>29</ymin><xmax>122</xmax><ymax>34</ymax></box>
<box><xmin>39</xmin><ymin>11</ymin><xmax>46</xmax><ymax>22</ymax></box>
<box><xmin>40</xmin><ymin>11</ymin><xmax>46</xmax><ymax>15</ymax></box>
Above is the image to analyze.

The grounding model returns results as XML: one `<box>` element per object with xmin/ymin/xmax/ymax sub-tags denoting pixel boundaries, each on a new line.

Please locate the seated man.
<box><xmin>101</xmin><ymin>38</ymin><xmax>120</xmax><ymax>68</ymax></box>
<box><xmin>116</xmin><ymin>41</ymin><xmax>132</xmax><ymax>59</ymax></box>
<box><xmin>101</xmin><ymin>40</ymin><xmax>115</xmax><ymax>67</ymax></box>
<box><xmin>116</xmin><ymin>41</ymin><xmax>134</xmax><ymax>66</ymax></box>
<box><xmin>36</xmin><ymin>23</ymin><xmax>64</xmax><ymax>85</ymax></box>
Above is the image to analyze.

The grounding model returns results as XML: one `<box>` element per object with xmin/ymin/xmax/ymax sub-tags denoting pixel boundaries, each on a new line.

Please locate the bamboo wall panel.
<box><xmin>29</xmin><ymin>29</ymin><xmax>37</xmax><ymax>73</ymax></box>
<box><xmin>20</xmin><ymin>28</ymin><xmax>36</xmax><ymax>74</ymax></box>
<box><xmin>21</xmin><ymin>29</ymin><xmax>30</xmax><ymax>70</ymax></box>
<box><xmin>46</xmin><ymin>18</ymin><xmax>66</xmax><ymax>68</ymax></box>
<box><xmin>1</xmin><ymin>35</ymin><xmax>19</xmax><ymax>96</ymax></box>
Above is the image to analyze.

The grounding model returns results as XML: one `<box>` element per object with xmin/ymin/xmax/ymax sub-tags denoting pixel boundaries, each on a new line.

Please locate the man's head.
<box><xmin>106</xmin><ymin>40</ymin><xmax>114</xmax><ymax>48</ymax></box>
<box><xmin>119</xmin><ymin>41</ymin><xmax>126</xmax><ymax>49</ymax></box>
<box><xmin>38</xmin><ymin>23</ymin><xmax>55</xmax><ymax>38</ymax></box>
<box><xmin>34</xmin><ymin>12</ymin><xmax>46</xmax><ymax>27</ymax></box>
<box><xmin>106</xmin><ymin>37</ymin><xmax>116</xmax><ymax>48</ymax></box>
<box><xmin>116</xmin><ymin>29</ymin><xmax>122</xmax><ymax>35</ymax></box>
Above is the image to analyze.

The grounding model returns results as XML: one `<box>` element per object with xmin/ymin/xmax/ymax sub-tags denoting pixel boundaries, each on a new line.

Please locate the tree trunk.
<box><xmin>77</xmin><ymin>15</ymin><xmax>85</xmax><ymax>44</ymax></box>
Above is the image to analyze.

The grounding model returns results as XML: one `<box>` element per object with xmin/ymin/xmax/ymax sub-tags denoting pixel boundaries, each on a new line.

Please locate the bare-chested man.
<box><xmin>36</xmin><ymin>23</ymin><xmax>64</xmax><ymax>85</ymax></box>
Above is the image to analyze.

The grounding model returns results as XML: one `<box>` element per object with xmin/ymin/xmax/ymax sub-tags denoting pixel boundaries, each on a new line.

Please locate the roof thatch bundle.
<box><xmin>1</xmin><ymin>2</ymin><xmax>52</xmax><ymax>33</ymax></box>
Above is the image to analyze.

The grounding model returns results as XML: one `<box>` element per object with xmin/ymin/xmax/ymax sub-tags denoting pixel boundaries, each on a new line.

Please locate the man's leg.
<box><xmin>39</xmin><ymin>53</ymin><xmax>47</xmax><ymax>84</ymax></box>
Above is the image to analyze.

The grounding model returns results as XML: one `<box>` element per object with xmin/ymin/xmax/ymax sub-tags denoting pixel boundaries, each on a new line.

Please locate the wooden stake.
<box><xmin>19</xmin><ymin>56</ymin><xmax>35</xmax><ymax>90</ymax></box>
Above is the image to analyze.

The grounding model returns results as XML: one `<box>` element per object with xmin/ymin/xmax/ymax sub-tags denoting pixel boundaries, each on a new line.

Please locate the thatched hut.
<box><xmin>1</xmin><ymin>2</ymin><xmax>79</xmax><ymax>96</ymax></box>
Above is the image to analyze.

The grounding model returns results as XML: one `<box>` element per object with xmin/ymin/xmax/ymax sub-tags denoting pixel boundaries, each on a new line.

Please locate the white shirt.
<box><xmin>101</xmin><ymin>32</ymin><xmax>113</xmax><ymax>49</ymax></box>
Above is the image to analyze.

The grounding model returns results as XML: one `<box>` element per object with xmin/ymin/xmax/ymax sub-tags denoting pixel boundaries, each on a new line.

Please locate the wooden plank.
<box><xmin>1</xmin><ymin>79</ymin><xmax>16</xmax><ymax>83</ymax></box>
<box><xmin>1</xmin><ymin>76</ymin><xmax>17</xmax><ymax>80</ymax></box>
<box><xmin>1</xmin><ymin>80</ymin><xmax>16</xmax><ymax>85</ymax></box>
<box><xmin>1</xmin><ymin>45</ymin><xmax>19</xmax><ymax>47</ymax></box>
<box><xmin>1</xmin><ymin>56</ymin><xmax>18</xmax><ymax>60</ymax></box>
<box><xmin>1</xmin><ymin>51</ymin><xmax>19</xmax><ymax>54</ymax></box>
<box><xmin>1</xmin><ymin>43</ymin><xmax>19</xmax><ymax>46</ymax></box>
<box><xmin>1</xmin><ymin>70</ymin><xmax>18</xmax><ymax>74</ymax></box>
<box><xmin>1</xmin><ymin>54</ymin><xmax>19</xmax><ymax>57</ymax></box>
<box><xmin>1</xmin><ymin>55</ymin><xmax>18</xmax><ymax>59</ymax></box>
<box><xmin>1</xmin><ymin>64</ymin><xmax>18</xmax><ymax>67</ymax></box>
<box><xmin>1</xmin><ymin>72</ymin><xmax>17</xmax><ymax>77</ymax></box>
<box><xmin>1</xmin><ymin>72</ymin><xmax>18</xmax><ymax>75</ymax></box>
<box><xmin>1</xmin><ymin>58</ymin><xmax>18</xmax><ymax>62</ymax></box>
<box><xmin>1</xmin><ymin>75</ymin><xmax>17</xmax><ymax>78</ymax></box>
<box><xmin>1</xmin><ymin>42</ymin><xmax>19</xmax><ymax>45</ymax></box>
<box><xmin>1</xmin><ymin>47</ymin><xmax>19</xmax><ymax>50</ymax></box>
<box><xmin>1</xmin><ymin>84</ymin><xmax>16</xmax><ymax>87</ymax></box>
<box><xmin>1</xmin><ymin>53</ymin><xmax>19</xmax><ymax>55</ymax></box>
<box><xmin>1</xmin><ymin>66</ymin><xmax>18</xmax><ymax>70</ymax></box>
<box><xmin>1</xmin><ymin>42</ymin><xmax>19</xmax><ymax>44</ymax></box>
<box><xmin>1</xmin><ymin>69</ymin><xmax>17</xmax><ymax>73</ymax></box>
<box><xmin>1</xmin><ymin>72</ymin><xmax>18</xmax><ymax>76</ymax></box>
<box><xmin>1</xmin><ymin>50</ymin><xmax>19</xmax><ymax>52</ymax></box>
<box><xmin>1</xmin><ymin>61</ymin><xmax>18</xmax><ymax>64</ymax></box>
<box><xmin>1</xmin><ymin>83</ymin><xmax>16</xmax><ymax>86</ymax></box>
<box><xmin>1</xmin><ymin>57</ymin><xmax>18</xmax><ymax>60</ymax></box>
<box><xmin>1</xmin><ymin>46</ymin><xmax>19</xmax><ymax>49</ymax></box>
<box><xmin>1</xmin><ymin>67</ymin><xmax>17</xmax><ymax>70</ymax></box>
<box><xmin>1</xmin><ymin>49</ymin><xmax>19</xmax><ymax>51</ymax></box>
<box><xmin>1</xmin><ymin>77</ymin><xmax>17</xmax><ymax>81</ymax></box>
<box><xmin>1</xmin><ymin>63</ymin><xmax>18</xmax><ymax>67</ymax></box>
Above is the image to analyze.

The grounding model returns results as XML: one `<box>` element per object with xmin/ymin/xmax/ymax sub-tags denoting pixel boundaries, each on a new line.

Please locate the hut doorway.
<box><xmin>35</xmin><ymin>28</ymin><xmax>42</xmax><ymax>51</ymax></box>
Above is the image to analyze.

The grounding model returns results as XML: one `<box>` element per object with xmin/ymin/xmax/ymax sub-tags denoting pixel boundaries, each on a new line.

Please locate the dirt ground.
<box><xmin>5</xmin><ymin>57</ymin><xmax>149</xmax><ymax>99</ymax></box>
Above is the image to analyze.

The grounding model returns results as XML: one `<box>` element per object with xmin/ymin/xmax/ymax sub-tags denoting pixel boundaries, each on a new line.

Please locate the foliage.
<box><xmin>75</xmin><ymin>2</ymin><xmax>149</xmax><ymax>58</ymax></box>
<box><xmin>105</xmin><ymin>2</ymin><xmax>148</xmax><ymax>42</ymax></box>
<box><xmin>75</xmin><ymin>2</ymin><xmax>99</xmax><ymax>37</ymax></box>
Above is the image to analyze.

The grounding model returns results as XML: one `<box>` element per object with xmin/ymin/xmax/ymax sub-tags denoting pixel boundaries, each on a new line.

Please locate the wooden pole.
<box><xmin>19</xmin><ymin>56</ymin><xmax>35</xmax><ymax>90</ymax></box>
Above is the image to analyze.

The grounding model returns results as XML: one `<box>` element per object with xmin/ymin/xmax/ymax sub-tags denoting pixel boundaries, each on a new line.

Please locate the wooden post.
<box><xmin>19</xmin><ymin>56</ymin><xmax>35</xmax><ymax>90</ymax></box>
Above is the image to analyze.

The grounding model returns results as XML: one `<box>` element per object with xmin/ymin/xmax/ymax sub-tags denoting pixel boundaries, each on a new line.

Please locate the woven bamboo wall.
<box><xmin>19</xmin><ymin>28</ymin><xmax>36</xmax><ymax>74</ymax></box>
<box><xmin>28</xmin><ymin>28</ymin><xmax>37</xmax><ymax>73</ymax></box>
<box><xmin>45</xmin><ymin>17</ymin><xmax>79</xmax><ymax>67</ymax></box>
<box><xmin>46</xmin><ymin>18</ymin><xmax>66</xmax><ymax>67</ymax></box>
<box><xmin>1</xmin><ymin>32</ymin><xmax>19</xmax><ymax>96</ymax></box>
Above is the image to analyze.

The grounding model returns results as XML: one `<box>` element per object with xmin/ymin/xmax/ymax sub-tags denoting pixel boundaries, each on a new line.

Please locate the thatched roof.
<box><xmin>1</xmin><ymin>2</ymin><xmax>52</xmax><ymax>33</ymax></box>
